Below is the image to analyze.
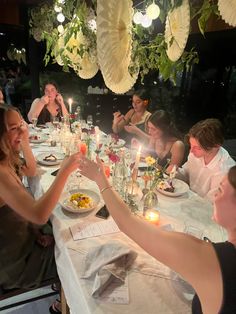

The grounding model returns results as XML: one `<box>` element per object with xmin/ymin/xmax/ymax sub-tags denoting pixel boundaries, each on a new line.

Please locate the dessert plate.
<box><xmin>36</xmin><ymin>152</ymin><xmax>64</xmax><ymax>166</ymax></box>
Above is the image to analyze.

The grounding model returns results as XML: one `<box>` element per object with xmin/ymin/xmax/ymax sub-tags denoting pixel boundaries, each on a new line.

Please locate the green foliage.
<box><xmin>195</xmin><ymin>0</ymin><xmax>220</xmax><ymax>36</ymax></box>
<box><xmin>29</xmin><ymin>0</ymin><xmax>218</xmax><ymax>86</ymax></box>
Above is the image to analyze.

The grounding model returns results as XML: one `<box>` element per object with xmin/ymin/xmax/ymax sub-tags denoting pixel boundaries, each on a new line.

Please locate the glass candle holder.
<box><xmin>144</xmin><ymin>209</ymin><xmax>160</xmax><ymax>225</ymax></box>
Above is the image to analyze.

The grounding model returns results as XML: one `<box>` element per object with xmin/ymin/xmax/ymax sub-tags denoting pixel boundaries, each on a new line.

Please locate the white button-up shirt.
<box><xmin>178</xmin><ymin>147</ymin><xmax>236</xmax><ymax>202</ymax></box>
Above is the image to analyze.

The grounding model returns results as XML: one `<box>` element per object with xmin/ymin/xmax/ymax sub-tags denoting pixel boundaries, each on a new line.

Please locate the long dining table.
<box><xmin>31</xmin><ymin>135</ymin><xmax>226</xmax><ymax>314</ymax></box>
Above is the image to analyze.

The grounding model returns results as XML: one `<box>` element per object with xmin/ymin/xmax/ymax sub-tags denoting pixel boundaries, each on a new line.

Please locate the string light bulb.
<box><xmin>133</xmin><ymin>11</ymin><xmax>143</xmax><ymax>24</ymax></box>
<box><xmin>57</xmin><ymin>24</ymin><xmax>64</xmax><ymax>33</ymax></box>
<box><xmin>54</xmin><ymin>4</ymin><xmax>62</xmax><ymax>12</ymax></box>
<box><xmin>57</xmin><ymin>13</ymin><xmax>65</xmax><ymax>23</ymax></box>
<box><xmin>146</xmin><ymin>2</ymin><xmax>160</xmax><ymax>20</ymax></box>
<box><xmin>141</xmin><ymin>14</ymin><xmax>152</xmax><ymax>27</ymax></box>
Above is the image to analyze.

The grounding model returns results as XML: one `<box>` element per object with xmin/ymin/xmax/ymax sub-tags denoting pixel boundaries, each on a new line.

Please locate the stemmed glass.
<box><xmin>32</xmin><ymin>117</ymin><xmax>38</xmax><ymax>129</ymax></box>
<box><xmin>87</xmin><ymin>115</ymin><xmax>93</xmax><ymax>129</ymax></box>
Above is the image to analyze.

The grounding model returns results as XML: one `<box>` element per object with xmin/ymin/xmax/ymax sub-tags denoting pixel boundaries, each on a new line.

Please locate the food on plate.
<box><xmin>43</xmin><ymin>154</ymin><xmax>57</xmax><ymax>161</ymax></box>
<box><xmin>69</xmin><ymin>192</ymin><xmax>93</xmax><ymax>209</ymax></box>
<box><xmin>157</xmin><ymin>180</ymin><xmax>175</xmax><ymax>193</ymax></box>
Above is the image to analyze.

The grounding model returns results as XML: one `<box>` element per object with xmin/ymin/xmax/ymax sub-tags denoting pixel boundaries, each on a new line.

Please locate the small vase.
<box><xmin>143</xmin><ymin>189</ymin><xmax>158</xmax><ymax>216</ymax></box>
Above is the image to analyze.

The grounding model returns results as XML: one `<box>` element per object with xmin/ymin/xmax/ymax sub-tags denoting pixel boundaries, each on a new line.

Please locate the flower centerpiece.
<box><xmin>143</xmin><ymin>156</ymin><xmax>176</xmax><ymax>192</ymax></box>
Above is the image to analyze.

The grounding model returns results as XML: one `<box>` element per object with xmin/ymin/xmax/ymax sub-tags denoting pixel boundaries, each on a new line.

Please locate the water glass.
<box><xmin>87</xmin><ymin>115</ymin><xmax>93</xmax><ymax>128</ymax></box>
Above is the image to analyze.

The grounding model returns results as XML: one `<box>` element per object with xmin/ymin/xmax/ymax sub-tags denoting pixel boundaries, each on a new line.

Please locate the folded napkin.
<box><xmin>80</xmin><ymin>240</ymin><xmax>137</xmax><ymax>298</ymax></box>
<box><xmin>27</xmin><ymin>174</ymin><xmax>44</xmax><ymax>200</ymax></box>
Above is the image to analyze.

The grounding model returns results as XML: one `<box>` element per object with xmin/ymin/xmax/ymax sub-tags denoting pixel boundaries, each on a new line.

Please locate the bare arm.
<box><xmin>0</xmin><ymin>153</ymin><xmax>80</xmax><ymax>225</ymax></box>
<box><xmin>20</xmin><ymin>121</ymin><xmax>37</xmax><ymax>176</ymax></box>
<box><xmin>79</xmin><ymin>156</ymin><xmax>223</xmax><ymax>313</ymax></box>
<box><xmin>124</xmin><ymin>123</ymin><xmax>150</xmax><ymax>142</ymax></box>
<box><xmin>27</xmin><ymin>96</ymin><xmax>49</xmax><ymax>122</ymax></box>
<box><xmin>112</xmin><ymin>109</ymin><xmax>133</xmax><ymax>133</ymax></box>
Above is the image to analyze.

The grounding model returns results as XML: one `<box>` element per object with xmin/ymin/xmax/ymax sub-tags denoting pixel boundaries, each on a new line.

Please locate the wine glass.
<box><xmin>87</xmin><ymin>115</ymin><xmax>93</xmax><ymax>129</ymax></box>
<box><xmin>32</xmin><ymin>117</ymin><xmax>38</xmax><ymax>129</ymax></box>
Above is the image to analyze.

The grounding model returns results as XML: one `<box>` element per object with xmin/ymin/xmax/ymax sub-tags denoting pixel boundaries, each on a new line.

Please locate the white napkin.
<box><xmin>27</xmin><ymin>174</ymin><xmax>44</xmax><ymax>200</ymax></box>
<box><xmin>80</xmin><ymin>240</ymin><xmax>137</xmax><ymax>297</ymax></box>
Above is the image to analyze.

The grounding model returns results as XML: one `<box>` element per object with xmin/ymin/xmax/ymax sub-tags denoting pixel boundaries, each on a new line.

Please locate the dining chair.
<box><xmin>0</xmin><ymin>278</ymin><xmax>59</xmax><ymax>311</ymax></box>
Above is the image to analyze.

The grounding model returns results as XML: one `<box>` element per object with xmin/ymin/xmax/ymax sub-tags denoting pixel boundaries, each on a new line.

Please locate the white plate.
<box><xmin>60</xmin><ymin>189</ymin><xmax>100</xmax><ymax>214</ymax></box>
<box><xmin>110</xmin><ymin>139</ymin><xmax>126</xmax><ymax>148</ymax></box>
<box><xmin>156</xmin><ymin>178</ymin><xmax>189</xmax><ymax>197</ymax></box>
<box><xmin>37</xmin><ymin>152</ymin><xmax>64</xmax><ymax>166</ymax></box>
<box><xmin>29</xmin><ymin>134</ymin><xmax>48</xmax><ymax>144</ymax></box>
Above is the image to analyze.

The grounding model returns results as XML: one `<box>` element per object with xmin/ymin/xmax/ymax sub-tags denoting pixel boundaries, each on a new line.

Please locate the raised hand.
<box><xmin>113</xmin><ymin>111</ymin><xmax>125</xmax><ymax>125</ymax></box>
<box><xmin>41</xmin><ymin>95</ymin><xmax>49</xmax><ymax>105</ymax></box>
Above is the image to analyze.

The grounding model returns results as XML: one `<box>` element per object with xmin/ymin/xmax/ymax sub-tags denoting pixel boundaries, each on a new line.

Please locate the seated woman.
<box><xmin>79</xmin><ymin>156</ymin><xmax>236</xmax><ymax>314</ymax></box>
<box><xmin>127</xmin><ymin>110</ymin><xmax>185</xmax><ymax>173</ymax></box>
<box><xmin>27</xmin><ymin>81</ymin><xmax>68</xmax><ymax>125</ymax></box>
<box><xmin>177</xmin><ymin>118</ymin><xmax>235</xmax><ymax>202</ymax></box>
<box><xmin>112</xmin><ymin>88</ymin><xmax>151</xmax><ymax>145</ymax></box>
<box><xmin>0</xmin><ymin>105</ymin><xmax>80</xmax><ymax>312</ymax></box>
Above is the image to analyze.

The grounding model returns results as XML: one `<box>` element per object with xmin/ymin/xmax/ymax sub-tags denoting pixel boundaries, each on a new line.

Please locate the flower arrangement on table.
<box><xmin>143</xmin><ymin>156</ymin><xmax>176</xmax><ymax>193</ymax></box>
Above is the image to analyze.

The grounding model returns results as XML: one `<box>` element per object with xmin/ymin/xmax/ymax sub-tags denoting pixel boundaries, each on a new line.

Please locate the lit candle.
<box><xmin>134</xmin><ymin>145</ymin><xmax>142</xmax><ymax>169</ymax></box>
<box><xmin>145</xmin><ymin>209</ymin><xmax>160</xmax><ymax>225</ymax></box>
<box><xmin>68</xmin><ymin>98</ymin><xmax>73</xmax><ymax>114</ymax></box>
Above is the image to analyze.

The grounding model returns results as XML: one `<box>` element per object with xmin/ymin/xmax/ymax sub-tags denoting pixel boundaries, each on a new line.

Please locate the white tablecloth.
<box><xmin>31</xmin><ymin>142</ymin><xmax>226</xmax><ymax>314</ymax></box>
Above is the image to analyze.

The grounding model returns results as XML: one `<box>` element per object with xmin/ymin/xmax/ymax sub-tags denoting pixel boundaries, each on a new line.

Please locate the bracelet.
<box><xmin>100</xmin><ymin>185</ymin><xmax>113</xmax><ymax>194</ymax></box>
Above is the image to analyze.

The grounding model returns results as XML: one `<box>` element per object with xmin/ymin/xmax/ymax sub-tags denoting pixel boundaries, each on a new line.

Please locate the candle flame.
<box><xmin>68</xmin><ymin>98</ymin><xmax>73</xmax><ymax>105</ymax></box>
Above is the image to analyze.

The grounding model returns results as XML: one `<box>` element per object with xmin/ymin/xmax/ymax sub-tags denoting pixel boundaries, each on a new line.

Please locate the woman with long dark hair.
<box><xmin>28</xmin><ymin>81</ymin><xmax>68</xmax><ymax>124</ymax></box>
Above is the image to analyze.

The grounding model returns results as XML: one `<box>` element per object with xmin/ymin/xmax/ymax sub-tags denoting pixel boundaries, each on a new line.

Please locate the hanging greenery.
<box><xmin>28</xmin><ymin>0</ymin><xmax>221</xmax><ymax>91</ymax></box>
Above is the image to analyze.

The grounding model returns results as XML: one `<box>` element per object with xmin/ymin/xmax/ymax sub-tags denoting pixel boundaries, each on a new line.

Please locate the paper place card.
<box><xmin>70</xmin><ymin>218</ymin><xmax>120</xmax><ymax>241</ymax></box>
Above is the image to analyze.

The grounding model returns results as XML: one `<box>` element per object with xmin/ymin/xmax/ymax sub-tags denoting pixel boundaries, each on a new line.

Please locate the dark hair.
<box><xmin>228</xmin><ymin>165</ymin><xmax>236</xmax><ymax>191</ymax></box>
<box><xmin>42</xmin><ymin>81</ymin><xmax>59</xmax><ymax>93</ymax></box>
<box><xmin>187</xmin><ymin>118</ymin><xmax>224</xmax><ymax>150</ymax></box>
<box><xmin>148</xmin><ymin>110</ymin><xmax>181</xmax><ymax>139</ymax></box>
<box><xmin>133</xmin><ymin>88</ymin><xmax>150</xmax><ymax>102</ymax></box>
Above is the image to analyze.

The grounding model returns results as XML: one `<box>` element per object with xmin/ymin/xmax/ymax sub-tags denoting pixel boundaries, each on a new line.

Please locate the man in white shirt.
<box><xmin>178</xmin><ymin>118</ymin><xmax>235</xmax><ymax>202</ymax></box>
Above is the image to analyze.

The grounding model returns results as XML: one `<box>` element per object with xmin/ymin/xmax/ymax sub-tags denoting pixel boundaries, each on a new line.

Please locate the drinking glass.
<box><xmin>32</xmin><ymin>117</ymin><xmax>38</xmax><ymax>128</ymax></box>
<box><xmin>87</xmin><ymin>115</ymin><xmax>93</xmax><ymax>129</ymax></box>
<box><xmin>52</xmin><ymin>116</ymin><xmax>60</xmax><ymax>129</ymax></box>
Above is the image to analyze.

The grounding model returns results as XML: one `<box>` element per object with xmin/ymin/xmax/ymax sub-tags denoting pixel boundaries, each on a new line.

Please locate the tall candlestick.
<box><xmin>68</xmin><ymin>98</ymin><xmax>73</xmax><ymax>114</ymax></box>
<box><xmin>134</xmin><ymin>145</ymin><xmax>142</xmax><ymax>169</ymax></box>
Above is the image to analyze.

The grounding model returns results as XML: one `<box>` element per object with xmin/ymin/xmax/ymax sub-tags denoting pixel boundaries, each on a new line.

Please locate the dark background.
<box><xmin>0</xmin><ymin>0</ymin><xmax>236</xmax><ymax>141</ymax></box>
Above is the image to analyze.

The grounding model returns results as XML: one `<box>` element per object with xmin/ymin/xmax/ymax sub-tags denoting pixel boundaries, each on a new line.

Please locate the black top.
<box><xmin>0</xmin><ymin>198</ymin><xmax>57</xmax><ymax>289</ymax></box>
<box><xmin>192</xmin><ymin>241</ymin><xmax>236</xmax><ymax>314</ymax></box>
<box><xmin>37</xmin><ymin>105</ymin><xmax>62</xmax><ymax>125</ymax></box>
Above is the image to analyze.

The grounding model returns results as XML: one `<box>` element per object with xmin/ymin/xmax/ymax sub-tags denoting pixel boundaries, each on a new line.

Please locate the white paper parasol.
<box><xmin>73</xmin><ymin>52</ymin><xmax>99</xmax><ymax>79</ymax></box>
<box><xmin>97</xmin><ymin>0</ymin><xmax>138</xmax><ymax>93</ymax></box>
<box><xmin>218</xmin><ymin>0</ymin><xmax>236</xmax><ymax>27</ymax></box>
<box><xmin>164</xmin><ymin>0</ymin><xmax>190</xmax><ymax>62</ymax></box>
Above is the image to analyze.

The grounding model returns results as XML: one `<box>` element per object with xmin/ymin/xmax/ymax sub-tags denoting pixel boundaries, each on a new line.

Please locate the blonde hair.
<box><xmin>0</xmin><ymin>105</ymin><xmax>24</xmax><ymax>177</ymax></box>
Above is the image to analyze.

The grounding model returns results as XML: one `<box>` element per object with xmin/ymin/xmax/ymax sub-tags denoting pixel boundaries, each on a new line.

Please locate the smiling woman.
<box><xmin>0</xmin><ymin>105</ymin><xmax>81</xmax><ymax>298</ymax></box>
